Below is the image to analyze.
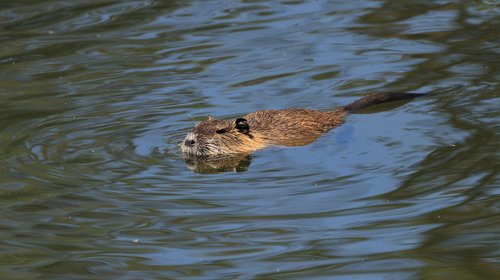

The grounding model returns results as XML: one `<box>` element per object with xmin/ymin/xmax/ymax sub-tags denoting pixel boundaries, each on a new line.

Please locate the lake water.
<box><xmin>1</xmin><ymin>0</ymin><xmax>499</xmax><ymax>279</ymax></box>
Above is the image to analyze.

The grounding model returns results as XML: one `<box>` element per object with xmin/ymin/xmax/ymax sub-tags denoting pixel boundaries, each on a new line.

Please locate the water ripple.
<box><xmin>0</xmin><ymin>0</ymin><xmax>499</xmax><ymax>279</ymax></box>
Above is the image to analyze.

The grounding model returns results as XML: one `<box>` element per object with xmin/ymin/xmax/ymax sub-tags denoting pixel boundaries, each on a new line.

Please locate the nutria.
<box><xmin>181</xmin><ymin>92</ymin><xmax>425</xmax><ymax>156</ymax></box>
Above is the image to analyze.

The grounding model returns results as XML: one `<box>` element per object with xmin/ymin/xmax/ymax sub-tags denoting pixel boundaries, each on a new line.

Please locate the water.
<box><xmin>1</xmin><ymin>0</ymin><xmax>499</xmax><ymax>279</ymax></box>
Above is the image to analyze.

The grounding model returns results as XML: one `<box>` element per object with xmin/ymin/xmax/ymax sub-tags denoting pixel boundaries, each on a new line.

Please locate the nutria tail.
<box><xmin>343</xmin><ymin>92</ymin><xmax>426</xmax><ymax>112</ymax></box>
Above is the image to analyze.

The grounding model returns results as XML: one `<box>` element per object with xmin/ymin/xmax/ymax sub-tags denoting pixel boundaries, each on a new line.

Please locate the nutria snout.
<box><xmin>181</xmin><ymin>92</ymin><xmax>425</xmax><ymax>156</ymax></box>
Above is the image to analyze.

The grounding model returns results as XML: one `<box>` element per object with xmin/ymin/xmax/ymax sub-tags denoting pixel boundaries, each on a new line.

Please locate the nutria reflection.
<box><xmin>184</xmin><ymin>153</ymin><xmax>251</xmax><ymax>174</ymax></box>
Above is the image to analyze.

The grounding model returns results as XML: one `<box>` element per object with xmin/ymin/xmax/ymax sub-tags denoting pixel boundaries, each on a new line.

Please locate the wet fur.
<box><xmin>181</xmin><ymin>92</ymin><xmax>424</xmax><ymax>156</ymax></box>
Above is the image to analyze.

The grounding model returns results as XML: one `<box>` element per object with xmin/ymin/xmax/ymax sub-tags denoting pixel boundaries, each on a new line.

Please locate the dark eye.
<box><xmin>235</xmin><ymin>118</ymin><xmax>249</xmax><ymax>134</ymax></box>
<box><xmin>216</xmin><ymin>128</ymin><xmax>227</xmax><ymax>134</ymax></box>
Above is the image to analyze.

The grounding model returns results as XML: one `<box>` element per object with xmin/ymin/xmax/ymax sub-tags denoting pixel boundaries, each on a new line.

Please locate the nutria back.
<box><xmin>244</xmin><ymin>108</ymin><xmax>347</xmax><ymax>147</ymax></box>
<box><xmin>181</xmin><ymin>92</ymin><xmax>425</xmax><ymax>156</ymax></box>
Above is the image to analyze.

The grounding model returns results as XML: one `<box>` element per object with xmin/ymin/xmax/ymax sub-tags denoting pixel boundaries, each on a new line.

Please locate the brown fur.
<box><xmin>181</xmin><ymin>92</ymin><xmax>424</xmax><ymax>156</ymax></box>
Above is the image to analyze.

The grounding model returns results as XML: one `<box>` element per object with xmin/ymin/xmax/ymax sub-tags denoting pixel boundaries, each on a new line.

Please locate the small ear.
<box><xmin>235</xmin><ymin>118</ymin><xmax>249</xmax><ymax>134</ymax></box>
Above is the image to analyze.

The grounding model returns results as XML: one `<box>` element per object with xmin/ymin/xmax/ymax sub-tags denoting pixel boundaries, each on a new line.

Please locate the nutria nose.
<box><xmin>184</xmin><ymin>139</ymin><xmax>196</xmax><ymax>146</ymax></box>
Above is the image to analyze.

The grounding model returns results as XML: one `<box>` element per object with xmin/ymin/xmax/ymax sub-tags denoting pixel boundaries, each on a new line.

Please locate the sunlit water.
<box><xmin>1</xmin><ymin>0</ymin><xmax>499</xmax><ymax>279</ymax></box>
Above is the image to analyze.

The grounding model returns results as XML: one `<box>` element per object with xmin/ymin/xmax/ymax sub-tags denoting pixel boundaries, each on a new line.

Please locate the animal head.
<box><xmin>181</xmin><ymin>116</ymin><xmax>253</xmax><ymax>156</ymax></box>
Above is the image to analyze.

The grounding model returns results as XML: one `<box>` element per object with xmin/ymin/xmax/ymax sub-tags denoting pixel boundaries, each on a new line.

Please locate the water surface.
<box><xmin>1</xmin><ymin>0</ymin><xmax>499</xmax><ymax>279</ymax></box>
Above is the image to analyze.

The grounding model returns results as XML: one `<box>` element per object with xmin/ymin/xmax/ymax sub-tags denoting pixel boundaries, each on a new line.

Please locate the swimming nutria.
<box><xmin>181</xmin><ymin>92</ymin><xmax>425</xmax><ymax>156</ymax></box>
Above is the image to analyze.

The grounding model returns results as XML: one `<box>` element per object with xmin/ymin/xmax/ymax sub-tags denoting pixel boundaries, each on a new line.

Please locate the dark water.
<box><xmin>1</xmin><ymin>0</ymin><xmax>499</xmax><ymax>279</ymax></box>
